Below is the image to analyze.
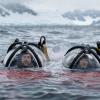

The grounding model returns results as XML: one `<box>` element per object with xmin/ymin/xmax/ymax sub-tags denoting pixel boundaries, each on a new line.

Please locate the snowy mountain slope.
<box><xmin>0</xmin><ymin>5</ymin><xmax>10</xmax><ymax>17</ymax></box>
<box><xmin>0</xmin><ymin>2</ymin><xmax>100</xmax><ymax>25</ymax></box>
<box><xmin>63</xmin><ymin>10</ymin><xmax>100</xmax><ymax>21</ymax></box>
<box><xmin>2</xmin><ymin>3</ymin><xmax>37</xmax><ymax>15</ymax></box>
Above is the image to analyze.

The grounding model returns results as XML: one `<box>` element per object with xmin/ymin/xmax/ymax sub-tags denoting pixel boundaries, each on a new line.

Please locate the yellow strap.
<box><xmin>97</xmin><ymin>48</ymin><xmax>100</xmax><ymax>51</ymax></box>
<box><xmin>41</xmin><ymin>45</ymin><xmax>50</xmax><ymax>60</ymax></box>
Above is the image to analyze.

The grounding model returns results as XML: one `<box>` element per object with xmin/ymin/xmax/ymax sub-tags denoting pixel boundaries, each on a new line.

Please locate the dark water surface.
<box><xmin>0</xmin><ymin>25</ymin><xmax>100</xmax><ymax>100</ymax></box>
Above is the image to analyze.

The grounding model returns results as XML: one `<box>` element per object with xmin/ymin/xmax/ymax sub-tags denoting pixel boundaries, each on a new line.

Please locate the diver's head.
<box><xmin>77</xmin><ymin>55</ymin><xmax>89</xmax><ymax>69</ymax></box>
<box><xmin>76</xmin><ymin>54</ymin><xmax>100</xmax><ymax>69</ymax></box>
<box><xmin>19</xmin><ymin>51</ymin><xmax>33</xmax><ymax>67</ymax></box>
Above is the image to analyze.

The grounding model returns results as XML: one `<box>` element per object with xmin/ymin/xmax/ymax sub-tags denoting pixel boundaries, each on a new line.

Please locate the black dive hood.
<box><xmin>3</xmin><ymin>37</ymin><xmax>47</xmax><ymax>68</ymax></box>
<box><xmin>63</xmin><ymin>44</ymin><xmax>100</xmax><ymax>69</ymax></box>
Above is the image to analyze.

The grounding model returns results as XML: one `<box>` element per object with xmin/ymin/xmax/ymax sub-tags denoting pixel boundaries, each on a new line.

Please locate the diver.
<box><xmin>3</xmin><ymin>36</ymin><xmax>49</xmax><ymax>68</ymax></box>
<box><xmin>63</xmin><ymin>44</ymin><xmax>100</xmax><ymax>70</ymax></box>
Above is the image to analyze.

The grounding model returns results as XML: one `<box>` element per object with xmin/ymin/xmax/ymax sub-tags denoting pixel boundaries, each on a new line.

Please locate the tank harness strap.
<box><xmin>27</xmin><ymin>45</ymin><xmax>42</xmax><ymax>67</ymax></box>
<box><xmin>6</xmin><ymin>45</ymin><xmax>22</xmax><ymax>67</ymax></box>
<box><xmin>7</xmin><ymin>38</ymin><xmax>21</xmax><ymax>53</ymax></box>
<box><xmin>65</xmin><ymin>46</ymin><xmax>85</xmax><ymax>56</ymax></box>
<box><xmin>90</xmin><ymin>49</ymin><xmax>100</xmax><ymax>63</ymax></box>
<box><xmin>69</xmin><ymin>50</ymin><xmax>85</xmax><ymax>69</ymax></box>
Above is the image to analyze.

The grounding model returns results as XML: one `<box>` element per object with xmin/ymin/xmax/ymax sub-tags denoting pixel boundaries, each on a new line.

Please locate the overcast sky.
<box><xmin>25</xmin><ymin>0</ymin><xmax>100</xmax><ymax>13</ymax></box>
<box><xmin>0</xmin><ymin>0</ymin><xmax>100</xmax><ymax>13</ymax></box>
